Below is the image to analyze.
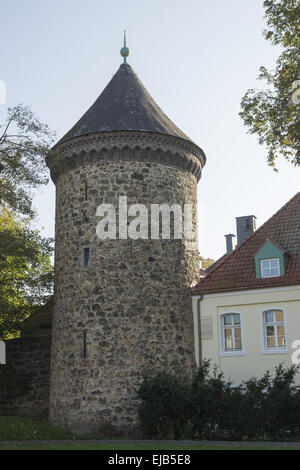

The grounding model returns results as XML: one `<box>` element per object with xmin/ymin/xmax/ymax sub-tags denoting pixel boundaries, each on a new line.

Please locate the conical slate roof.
<box><xmin>59</xmin><ymin>63</ymin><xmax>194</xmax><ymax>145</ymax></box>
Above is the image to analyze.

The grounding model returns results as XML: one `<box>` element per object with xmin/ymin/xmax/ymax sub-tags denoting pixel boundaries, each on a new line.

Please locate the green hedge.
<box><xmin>137</xmin><ymin>361</ymin><xmax>300</xmax><ymax>441</ymax></box>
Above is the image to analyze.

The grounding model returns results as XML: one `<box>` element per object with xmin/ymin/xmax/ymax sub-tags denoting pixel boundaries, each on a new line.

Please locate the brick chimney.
<box><xmin>225</xmin><ymin>234</ymin><xmax>235</xmax><ymax>253</ymax></box>
<box><xmin>236</xmin><ymin>215</ymin><xmax>256</xmax><ymax>245</ymax></box>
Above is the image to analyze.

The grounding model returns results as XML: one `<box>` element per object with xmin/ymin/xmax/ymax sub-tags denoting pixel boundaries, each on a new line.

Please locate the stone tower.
<box><xmin>46</xmin><ymin>44</ymin><xmax>206</xmax><ymax>435</ymax></box>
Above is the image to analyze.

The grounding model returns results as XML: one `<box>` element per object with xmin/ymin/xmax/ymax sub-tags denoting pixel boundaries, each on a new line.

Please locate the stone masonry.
<box><xmin>0</xmin><ymin>333</ymin><xmax>51</xmax><ymax>420</ymax></box>
<box><xmin>47</xmin><ymin>130</ymin><xmax>205</xmax><ymax>435</ymax></box>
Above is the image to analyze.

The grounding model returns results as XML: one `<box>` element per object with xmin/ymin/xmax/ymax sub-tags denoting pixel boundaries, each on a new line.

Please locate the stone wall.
<box><xmin>0</xmin><ymin>333</ymin><xmax>51</xmax><ymax>420</ymax></box>
<box><xmin>48</xmin><ymin>134</ymin><xmax>202</xmax><ymax>436</ymax></box>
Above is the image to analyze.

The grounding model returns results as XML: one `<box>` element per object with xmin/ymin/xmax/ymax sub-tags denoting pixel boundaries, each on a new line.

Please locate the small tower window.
<box><xmin>82</xmin><ymin>332</ymin><xmax>87</xmax><ymax>359</ymax></box>
<box><xmin>82</xmin><ymin>247</ymin><xmax>90</xmax><ymax>267</ymax></box>
<box><xmin>85</xmin><ymin>181</ymin><xmax>88</xmax><ymax>201</ymax></box>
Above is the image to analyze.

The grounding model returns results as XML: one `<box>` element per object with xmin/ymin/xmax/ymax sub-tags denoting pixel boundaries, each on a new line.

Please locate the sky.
<box><xmin>1</xmin><ymin>0</ymin><xmax>299</xmax><ymax>261</ymax></box>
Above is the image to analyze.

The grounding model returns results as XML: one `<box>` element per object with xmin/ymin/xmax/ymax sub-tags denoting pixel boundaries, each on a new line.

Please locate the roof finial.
<box><xmin>120</xmin><ymin>30</ymin><xmax>129</xmax><ymax>64</ymax></box>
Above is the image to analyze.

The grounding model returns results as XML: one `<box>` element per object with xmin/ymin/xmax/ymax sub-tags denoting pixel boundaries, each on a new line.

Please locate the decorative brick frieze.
<box><xmin>46</xmin><ymin>132</ymin><xmax>205</xmax><ymax>183</ymax></box>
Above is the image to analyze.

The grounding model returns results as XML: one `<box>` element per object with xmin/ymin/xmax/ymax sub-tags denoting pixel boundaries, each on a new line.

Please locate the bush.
<box><xmin>137</xmin><ymin>370</ymin><xmax>192</xmax><ymax>439</ymax></box>
<box><xmin>230</xmin><ymin>372</ymin><xmax>271</xmax><ymax>440</ymax></box>
<box><xmin>137</xmin><ymin>361</ymin><xmax>300</xmax><ymax>441</ymax></box>
<box><xmin>260</xmin><ymin>364</ymin><xmax>300</xmax><ymax>439</ymax></box>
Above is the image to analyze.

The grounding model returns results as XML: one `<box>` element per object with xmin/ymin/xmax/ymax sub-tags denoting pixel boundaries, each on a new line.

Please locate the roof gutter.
<box><xmin>192</xmin><ymin>293</ymin><xmax>203</xmax><ymax>366</ymax></box>
<box><xmin>197</xmin><ymin>295</ymin><xmax>203</xmax><ymax>365</ymax></box>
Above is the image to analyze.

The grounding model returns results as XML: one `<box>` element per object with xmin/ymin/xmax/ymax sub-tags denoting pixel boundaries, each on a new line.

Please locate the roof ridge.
<box><xmin>195</xmin><ymin>192</ymin><xmax>300</xmax><ymax>289</ymax></box>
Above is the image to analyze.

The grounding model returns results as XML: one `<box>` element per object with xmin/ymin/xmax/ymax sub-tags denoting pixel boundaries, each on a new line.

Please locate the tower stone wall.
<box><xmin>47</xmin><ymin>131</ymin><xmax>204</xmax><ymax>435</ymax></box>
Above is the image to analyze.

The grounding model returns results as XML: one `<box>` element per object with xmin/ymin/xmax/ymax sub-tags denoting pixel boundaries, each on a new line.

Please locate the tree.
<box><xmin>199</xmin><ymin>255</ymin><xmax>214</xmax><ymax>270</ymax></box>
<box><xmin>0</xmin><ymin>104</ymin><xmax>55</xmax><ymax>338</ymax></box>
<box><xmin>0</xmin><ymin>104</ymin><xmax>55</xmax><ymax>216</ymax></box>
<box><xmin>0</xmin><ymin>208</ymin><xmax>53</xmax><ymax>340</ymax></box>
<box><xmin>240</xmin><ymin>0</ymin><xmax>300</xmax><ymax>169</ymax></box>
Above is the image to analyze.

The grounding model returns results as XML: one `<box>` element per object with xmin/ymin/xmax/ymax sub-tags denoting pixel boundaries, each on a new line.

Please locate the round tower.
<box><xmin>47</xmin><ymin>44</ymin><xmax>206</xmax><ymax>435</ymax></box>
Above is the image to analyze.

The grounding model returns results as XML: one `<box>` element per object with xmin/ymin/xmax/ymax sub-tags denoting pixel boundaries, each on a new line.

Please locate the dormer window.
<box><xmin>260</xmin><ymin>258</ymin><xmax>280</xmax><ymax>278</ymax></box>
<box><xmin>254</xmin><ymin>239</ymin><xmax>290</xmax><ymax>279</ymax></box>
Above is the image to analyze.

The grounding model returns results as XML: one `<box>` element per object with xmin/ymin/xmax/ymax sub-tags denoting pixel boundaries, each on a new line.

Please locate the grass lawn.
<box><xmin>1</xmin><ymin>442</ymin><xmax>300</xmax><ymax>450</ymax></box>
<box><xmin>1</xmin><ymin>417</ymin><xmax>300</xmax><ymax>450</ymax></box>
<box><xmin>0</xmin><ymin>416</ymin><xmax>92</xmax><ymax>441</ymax></box>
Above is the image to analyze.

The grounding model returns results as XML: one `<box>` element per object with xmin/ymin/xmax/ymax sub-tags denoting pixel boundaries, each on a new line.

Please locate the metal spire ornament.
<box><xmin>120</xmin><ymin>30</ymin><xmax>129</xmax><ymax>64</ymax></box>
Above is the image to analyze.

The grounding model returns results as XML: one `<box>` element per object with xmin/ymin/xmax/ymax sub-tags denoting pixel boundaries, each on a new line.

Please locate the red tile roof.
<box><xmin>193</xmin><ymin>193</ymin><xmax>300</xmax><ymax>295</ymax></box>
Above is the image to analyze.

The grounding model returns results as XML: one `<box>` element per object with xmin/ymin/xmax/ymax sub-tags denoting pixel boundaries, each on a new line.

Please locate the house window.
<box><xmin>263</xmin><ymin>309</ymin><xmax>286</xmax><ymax>351</ymax></box>
<box><xmin>82</xmin><ymin>247</ymin><xmax>90</xmax><ymax>267</ymax></box>
<box><xmin>221</xmin><ymin>313</ymin><xmax>243</xmax><ymax>353</ymax></box>
<box><xmin>260</xmin><ymin>258</ymin><xmax>280</xmax><ymax>278</ymax></box>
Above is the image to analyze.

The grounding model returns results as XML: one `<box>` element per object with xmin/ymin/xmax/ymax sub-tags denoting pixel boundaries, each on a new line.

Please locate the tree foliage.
<box><xmin>0</xmin><ymin>104</ymin><xmax>55</xmax><ymax>216</ymax></box>
<box><xmin>240</xmin><ymin>0</ymin><xmax>300</xmax><ymax>169</ymax></box>
<box><xmin>199</xmin><ymin>255</ymin><xmax>215</xmax><ymax>270</ymax></box>
<box><xmin>0</xmin><ymin>104</ymin><xmax>55</xmax><ymax>339</ymax></box>
<box><xmin>0</xmin><ymin>208</ymin><xmax>53</xmax><ymax>340</ymax></box>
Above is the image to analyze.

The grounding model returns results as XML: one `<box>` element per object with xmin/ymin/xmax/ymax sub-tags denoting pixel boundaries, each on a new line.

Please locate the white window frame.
<box><xmin>219</xmin><ymin>311</ymin><xmax>245</xmax><ymax>357</ymax></box>
<box><xmin>260</xmin><ymin>307</ymin><xmax>288</xmax><ymax>354</ymax></box>
<box><xmin>260</xmin><ymin>258</ymin><xmax>280</xmax><ymax>278</ymax></box>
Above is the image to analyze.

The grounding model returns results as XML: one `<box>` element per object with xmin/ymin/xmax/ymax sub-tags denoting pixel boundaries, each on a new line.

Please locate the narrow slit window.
<box><xmin>82</xmin><ymin>332</ymin><xmax>87</xmax><ymax>359</ymax></box>
<box><xmin>82</xmin><ymin>247</ymin><xmax>90</xmax><ymax>267</ymax></box>
<box><xmin>85</xmin><ymin>181</ymin><xmax>88</xmax><ymax>201</ymax></box>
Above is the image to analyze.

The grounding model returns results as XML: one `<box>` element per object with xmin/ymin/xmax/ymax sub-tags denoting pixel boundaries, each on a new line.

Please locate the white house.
<box><xmin>192</xmin><ymin>193</ymin><xmax>300</xmax><ymax>385</ymax></box>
